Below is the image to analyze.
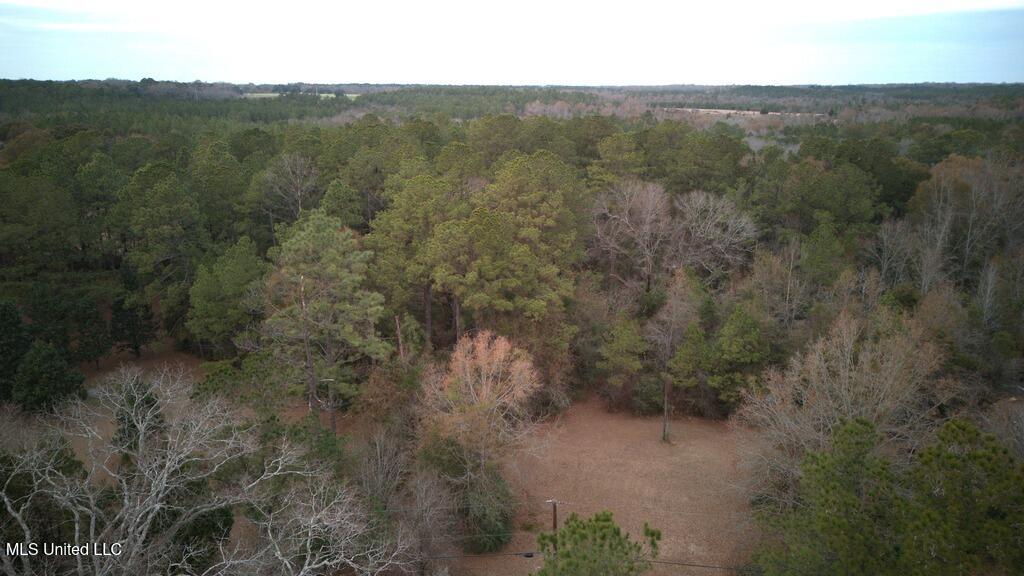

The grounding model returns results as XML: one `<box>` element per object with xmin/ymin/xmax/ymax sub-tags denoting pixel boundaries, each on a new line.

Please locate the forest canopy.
<box><xmin>1</xmin><ymin>78</ymin><xmax>1022</xmax><ymax>576</ymax></box>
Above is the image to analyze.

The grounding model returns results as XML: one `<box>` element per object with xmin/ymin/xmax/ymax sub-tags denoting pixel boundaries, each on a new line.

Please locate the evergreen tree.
<box><xmin>597</xmin><ymin>317</ymin><xmax>647</xmax><ymax>389</ymax></box>
<box><xmin>111</xmin><ymin>266</ymin><xmax>157</xmax><ymax>358</ymax></box>
<box><xmin>187</xmin><ymin>236</ymin><xmax>266</xmax><ymax>353</ymax></box>
<box><xmin>11</xmin><ymin>340</ymin><xmax>84</xmax><ymax>410</ymax></box>
<box><xmin>757</xmin><ymin>419</ymin><xmax>901</xmax><ymax>576</ymax></box>
<box><xmin>70</xmin><ymin>298</ymin><xmax>112</xmax><ymax>368</ymax></box>
<box><xmin>535</xmin><ymin>511</ymin><xmax>661</xmax><ymax>576</ymax></box>
<box><xmin>261</xmin><ymin>209</ymin><xmax>390</xmax><ymax>423</ymax></box>
<box><xmin>0</xmin><ymin>301</ymin><xmax>31</xmax><ymax>401</ymax></box>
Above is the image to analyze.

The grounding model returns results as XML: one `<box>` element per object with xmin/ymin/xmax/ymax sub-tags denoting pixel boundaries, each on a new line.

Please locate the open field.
<box><xmin>458</xmin><ymin>399</ymin><xmax>759</xmax><ymax>575</ymax></box>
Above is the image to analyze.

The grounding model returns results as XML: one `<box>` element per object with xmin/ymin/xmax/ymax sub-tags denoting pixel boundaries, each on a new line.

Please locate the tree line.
<box><xmin>1</xmin><ymin>80</ymin><xmax>1023</xmax><ymax>574</ymax></box>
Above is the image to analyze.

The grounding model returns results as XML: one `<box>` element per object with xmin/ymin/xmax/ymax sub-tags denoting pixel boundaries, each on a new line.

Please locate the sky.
<box><xmin>1</xmin><ymin>0</ymin><xmax>1022</xmax><ymax>85</ymax></box>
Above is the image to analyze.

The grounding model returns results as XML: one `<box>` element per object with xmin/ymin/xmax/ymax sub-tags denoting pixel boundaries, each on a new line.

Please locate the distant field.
<box><xmin>242</xmin><ymin>92</ymin><xmax>338</xmax><ymax>99</ymax></box>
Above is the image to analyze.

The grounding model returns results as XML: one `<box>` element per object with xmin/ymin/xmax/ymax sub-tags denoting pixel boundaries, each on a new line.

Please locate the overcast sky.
<box><xmin>1</xmin><ymin>0</ymin><xmax>1022</xmax><ymax>85</ymax></box>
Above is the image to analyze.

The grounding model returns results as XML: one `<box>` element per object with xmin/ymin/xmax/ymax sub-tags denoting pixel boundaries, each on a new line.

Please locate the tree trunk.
<box><xmin>662</xmin><ymin>377</ymin><xmax>670</xmax><ymax>442</ymax></box>
<box><xmin>300</xmin><ymin>275</ymin><xmax>319</xmax><ymax>421</ymax></box>
<box><xmin>329</xmin><ymin>388</ymin><xmax>337</xmax><ymax>434</ymax></box>
<box><xmin>423</xmin><ymin>285</ymin><xmax>433</xmax><ymax>351</ymax></box>
<box><xmin>452</xmin><ymin>295</ymin><xmax>462</xmax><ymax>338</ymax></box>
<box><xmin>395</xmin><ymin>315</ymin><xmax>406</xmax><ymax>363</ymax></box>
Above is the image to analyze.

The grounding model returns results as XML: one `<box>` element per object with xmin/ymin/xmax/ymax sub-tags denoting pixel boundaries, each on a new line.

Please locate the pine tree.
<box><xmin>12</xmin><ymin>340</ymin><xmax>84</xmax><ymax>410</ymax></box>
<box><xmin>0</xmin><ymin>301</ymin><xmax>31</xmax><ymax>401</ymax></box>
<box><xmin>261</xmin><ymin>209</ymin><xmax>390</xmax><ymax>425</ymax></box>
<box><xmin>535</xmin><ymin>511</ymin><xmax>661</xmax><ymax>576</ymax></box>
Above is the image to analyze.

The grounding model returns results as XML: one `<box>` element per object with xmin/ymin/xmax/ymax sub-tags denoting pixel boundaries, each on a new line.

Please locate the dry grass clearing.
<box><xmin>457</xmin><ymin>398</ymin><xmax>759</xmax><ymax>575</ymax></box>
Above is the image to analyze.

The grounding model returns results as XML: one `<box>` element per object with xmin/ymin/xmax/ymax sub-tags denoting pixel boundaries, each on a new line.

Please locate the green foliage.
<box><xmin>127</xmin><ymin>172</ymin><xmax>210</xmax><ymax>336</ymax></box>
<box><xmin>667</xmin><ymin>127</ymin><xmax>750</xmax><ymax>194</ymax></box>
<box><xmin>110</xmin><ymin>264</ymin><xmax>157</xmax><ymax>357</ymax></box>
<box><xmin>23</xmin><ymin>289</ymin><xmax>110</xmax><ymax>366</ymax></box>
<box><xmin>187</xmin><ymin>236</ymin><xmax>266</xmax><ymax>352</ymax></box>
<box><xmin>11</xmin><ymin>340</ymin><xmax>84</xmax><ymax>411</ymax></box>
<box><xmin>0</xmin><ymin>173</ymin><xmax>80</xmax><ymax>273</ymax></box>
<box><xmin>757</xmin><ymin>419</ymin><xmax>901</xmax><ymax>576</ymax></box>
<box><xmin>588</xmin><ymin>132</ymin><xmax>646</xmax><ymax>187</ymax></box>
<box><xmin>534</xmin><ymin>511</ymin><xmax>661</xmax><ymax>576</ymax></box>
<box><xmin>900</xmin><ymin>420</ymin><xmax>1024</xmax><ymax>574</ymax></box>
<box><xmin>429</xmin><ymin>151</ymin><xmax>584</xmax><ymax>328</ymax></box>
<box><xmin>669</xmin><ymin>305</ymin><xmax>769</xmax><ymax>412</ymax></box>
<box><xmin>463</xmin><ymin>467</ymin><xmax>515</xmax><ymax>553</ymax></box>
<box><xmin>369</xmin><ymin>174</ymin><xmax>459</xmax><ymax>329</ymax></box>
<box><xmin>801</xmin><ymin>219</ymin><xmax>845</xmax><ymax>286</ymax></box>
<box><xmin>756</xmin><ymin>419</ymin><xmax>1024</xmax><ymax>576</ymax></box>
<box><xmin>630</xmin><ymin>374</ymin><xmax>665</xmax><ymax>416</ymax></box>
<box><xmin>0</xmin><ymin>300</ymin><xmax>31</xmax><ymax>401</ymax></box>
<box><xmin>598</xmin><ymin>317</ymin><xmax>647</xmax><ymax>389</ymax></box>
<box><xmin>111</xmin><ymin>294</ymin><xmax>156</xmax><ymax>358</ymax></box>
<box><xmin>263</xmin><ymin>209</ymin><xmax>390</xmax><ymax>407</ymax></box>
<box><xmin>170</xmin><ymin>506</ymin><xmax>234</xmax><ymax>572</ymax></box>
<box><xmin>190</xmin><ymin>138</ymin><xmax>246</xmax><ymax>240</ymax></box>
<box><xmin>69</xmin><ymin>298</ymin><xmax>112</xmax><ymax>367</ymax></box>
<box><xmin>321</xmin><ymin>179</ymin><xmax>365</xmax><ymax>229</ymax></box>
<box><xmin>708</xmin><ymin>306</ymin><xmax>770</xmax><ymax>407</ymax></box>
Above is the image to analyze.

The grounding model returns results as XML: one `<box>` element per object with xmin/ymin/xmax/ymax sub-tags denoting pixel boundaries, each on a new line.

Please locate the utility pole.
<box><xmin>546</xmin><ymin>499</ymin><xmax>558</xmax><ymax>555</ymax></box>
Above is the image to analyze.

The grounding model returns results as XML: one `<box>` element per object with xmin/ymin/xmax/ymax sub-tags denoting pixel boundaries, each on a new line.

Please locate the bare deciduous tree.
<box><xmin>254</xmin><ymin>154</ymin><xmax>322</xmax><ymax>228</ymax></box>
<box><xmin>736</xmin><ymin>311</ymin><xmax>960</xmax><ymax>509</ymax></box>
<box><xmin>398</xmin><ymin>470</ymin><xmax>457</xmax><ymax>575</ymax></box>
<box><xmin>643</xmin><ymin>270</ymin><xmax>701</xmax><ymax>363</ymax></box>
<box><xmin>0</xmin><ymin>366</ymin><xmax>409</xmax><ymax>576</ymax></box>
<box><xmin>249</xmin><ymin>474</ymin><xmax>409</xmax><ymax>576</ymax></box>
<box><xmin>421</xmin><ymin>331</ymin><xmax>541</xmax><ymax>481</ymax></box>
<box><xmin>592</xmin><ymin>180</ymin><xmax>672</xmax><ymax>289</ymax></box>
<box><xmin>985</xmin><ymin>399</ymin><xmax>1024</xmax><ymax>461</ymax></box>
<box><xmin>744</xmin><ymin>242</ymin><xmax>808</xmax><ymax>329</ymax></box>
<box><xmin>975</xmin><ymin>258</ymin><xmax>1000</xmax><ymax>330</ymax></box>
<box><xmin>668</xmin><ymin>190</ymin><xmax>758</xmax><ymax>280</ymax></box>
<box><xmin>0</xmin><ymin>366</ymin><xmax>305</xmax><ymax>576</ymax></box>
<box><xmin>911</xmin><ymin>155</ymin><xmax>1024</xmax><ymax>286</ymax></box>
<box><xmin>868</xmin><ymin>219</ymin><xmax>913</xmax><ymax>288</ymax></box>
<box><xmin>357</xmin><ymin>427</ymin><xmax>410</xmax><ymax>508</ymax></box>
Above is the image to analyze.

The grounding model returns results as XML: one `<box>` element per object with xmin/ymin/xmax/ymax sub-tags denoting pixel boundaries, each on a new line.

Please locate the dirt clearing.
<box><xmin>457</xmin><ymin>398</ymin><xmax>759</xmax><ymax>575</ymax></box>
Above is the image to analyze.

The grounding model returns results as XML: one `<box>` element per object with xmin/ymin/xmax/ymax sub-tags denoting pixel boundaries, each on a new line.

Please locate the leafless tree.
<box><xmin>357</xmin><ymin>428</ymin><xmax>411</xmax><ymax>508</ymax></box>
<box><xmin>0</xmin><ymin>365</ymin><xmax>306</xmax><ymax>576</ymax></box>
<box><xmin>744</xmin><ymin>242</ymin><xmax>808</xmax><ymax>329</ymax></box>
<box><xmin>668</xmin><ymin>190</ymin><xmax>758</xmax><ymax>281</ymax></box>
<box><xmin>985</xmin><ymin>399</ymin><xmax>1024</xmax><ymax>461</ymax></box>
<box><xmin>398</xmin><ymin>470</ymin><xmax>457</xmax><ymax>575</ymax></box>
<box><xmin>867</xmin><ymin>219</ymin><xmax>913</xmax><ymax>288</ymax></box>
<box><xmin>736</xmin><ymin>311</ymin><xmax>960</xmax><ymax>509</ymax></box>
<box><xmin>643</xmin><ymin>270</ymin><xmax>701</xmax><ymax>364</ymax></box>
<box><xmin>249</xmin><ymin>474</ymin><xmax>409</xmax><ymax>576</ymax></box>
<box><xmin>912</xmin><ymin>156</ymin><xmax>1024</xmax><ymax>286</ymax></box>
<box><xmin>420</xmin><ymin>331</ymin><xmax>541</xmax><ymax>482</ymax></box>
<box><xmin>591</xmin><ymin>180</ymin><xmax>672</xmax><ymax>289</ymax></box>
<box><xmin>254</xmin><ymin>154</ymin><xmax>322</xmax><ymax>228</ymax></box>
<box><xmin>975</xmin><ymin>258</ymin><xmax>1000</xmax><ymax>330</ymax></box>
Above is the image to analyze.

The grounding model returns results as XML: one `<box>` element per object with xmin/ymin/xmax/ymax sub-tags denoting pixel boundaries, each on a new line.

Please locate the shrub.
<box><xmin>463</xmin><ymin>468</ymin><xmax>514</xmax><ymax>553</ymax></box>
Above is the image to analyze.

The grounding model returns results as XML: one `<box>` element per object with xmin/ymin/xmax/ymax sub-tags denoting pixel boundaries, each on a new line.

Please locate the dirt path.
<box><xmin>456</xmin><ymin>398</ymin><xmax>759</xmax><ymax>575</ymax></box>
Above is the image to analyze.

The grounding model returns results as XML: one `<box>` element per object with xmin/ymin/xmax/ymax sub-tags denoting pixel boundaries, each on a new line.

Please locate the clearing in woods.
<box><xmin>458</xmin><ymin>398</ymin><xmax>759</xmax><ymax>575</ymax></box>
<box><xmin>82</xmin><ymin>357</ymin><xmax>759</xmax><ymax>575</ymax></box>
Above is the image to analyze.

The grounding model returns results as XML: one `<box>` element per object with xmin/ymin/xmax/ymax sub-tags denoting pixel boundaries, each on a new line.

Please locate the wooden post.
<box><xmin>546</xmin><ymin>499</ymin><xmax>558</xmax><ymax>555</ymax></box>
